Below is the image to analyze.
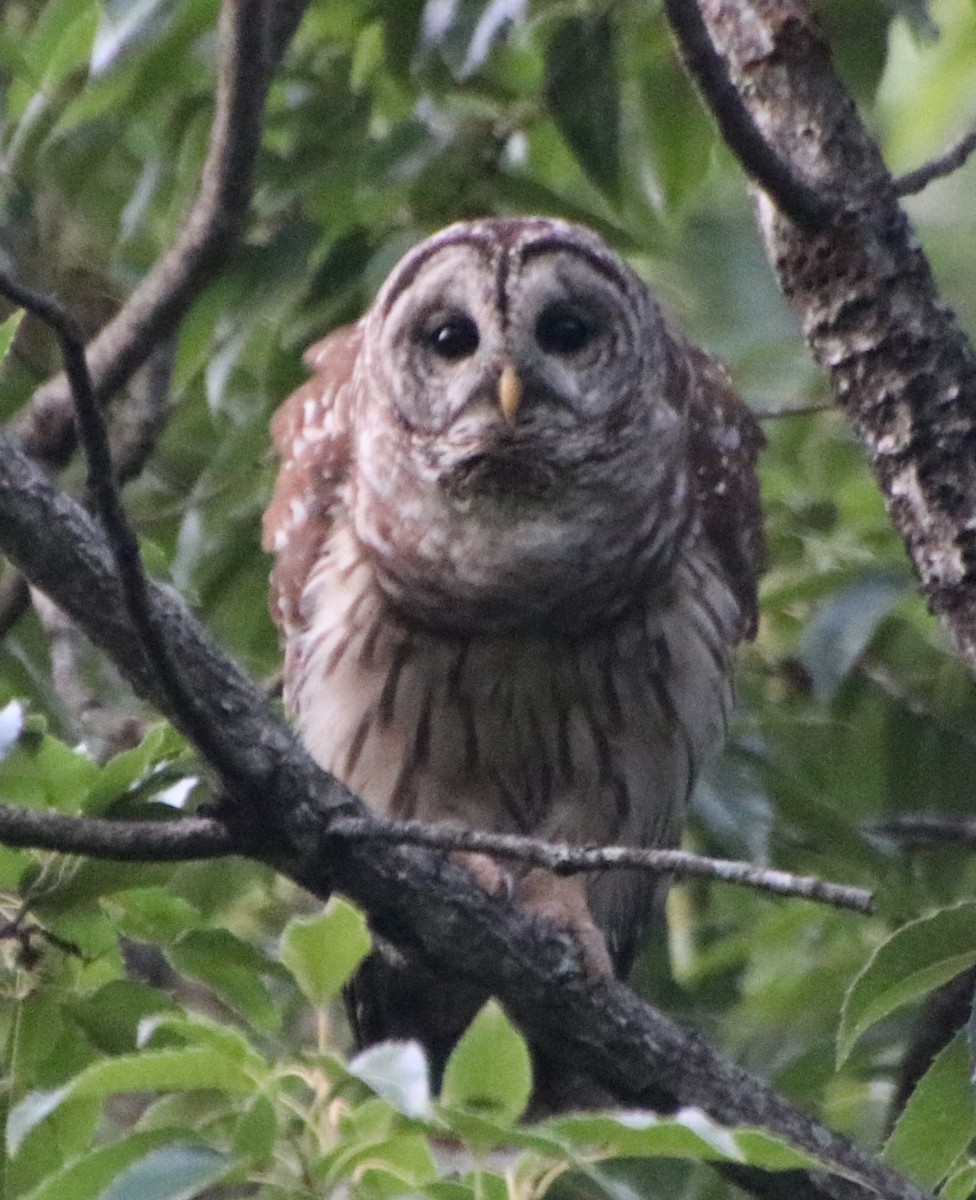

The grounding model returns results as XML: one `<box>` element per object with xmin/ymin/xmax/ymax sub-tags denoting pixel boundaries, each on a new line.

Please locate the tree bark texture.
<box><xmin>696</xmin><ymin>0</ymin><xmax>976</xmax><ymax>674</ymax></box>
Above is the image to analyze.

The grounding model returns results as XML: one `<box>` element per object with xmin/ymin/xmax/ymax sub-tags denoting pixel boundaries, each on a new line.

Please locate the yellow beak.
<box><xmin>498</xmin><ymin>364</ymin><xmax>522</xmax><ymax>424</ymax></box>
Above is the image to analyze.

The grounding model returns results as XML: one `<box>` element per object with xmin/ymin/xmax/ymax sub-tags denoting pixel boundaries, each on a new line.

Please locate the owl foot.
<box><xmin>453</xmin><ymin>851</ymin><xmax>514</xmax><ymax>899</ymax></box>
<box><xmin>516</xmin><ymin>869</ymin><xmax>614</xmax><ymax>977</ymax></box>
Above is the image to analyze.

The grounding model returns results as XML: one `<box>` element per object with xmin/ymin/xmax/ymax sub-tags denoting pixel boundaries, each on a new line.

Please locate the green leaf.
<box><xmin>8</xmin><ymin>1049</ymin><xmax>253</xmax><ymax>1154</ymax></box>
<box><xmin>279</xmin><ymin>898</ymin><xmax>371</xmax><ymax>1005</ymax></box>
<box><xmin>544</xmin><ymin>13</ymin><xmax>621</xmax><ymax>199</ymax></box>
<box><xmin>167</xmin><ymin>929</ymin><xmax>284</xmax><ymax>1032</ymax></box>
<box><xmin>640</xmin><ymin>46</ymin><xmax>713</xmax><ymax>211</ymax></box>
<box><xmin>940</xmin><ymin>1159</ymin><xmax>976</xmax><ymax>1200</ymax></box>
<box><xmin>349</xmin><ymin>1041</ymin><xmax>431</xmax><ymax>1118</ymax></box>
<box><xmin>441</xmin><ymin>1000</ymin><xmax>531</xmax><ymax>1123</ymax></box>
<box><xmin>7</xmin><ymin>1088</ymin><xmax>71</xmax><ymax>1158</ymax></box>
<box><xmin>838</xmin><ymin>904</ymin><xmax>976</xmax><ymax>1066</ymax></box>
<box><xmin>0</xmin><ymin>311</ymin><xmax>24</xmax><ymax>367</ymax></box>
<box><xmin>0</xmin><ymin>729</ymin><xmax>99</xmax><ymax>811</ymax></box>
<box><xmin>799</xmin><ymin>571</ymin><xmax>905</xmax><ymax>701</ymax></box>
<box><xmin>546</xmin><ymin>1109</ymin><xmax>822</xmax><ymax>1169</ymax></box>
<box><xmin>884</xmin><ymin>0</ymin><xmax>939</xmax><ymax>43</ymax></box>
<box><xmin>18</xmin><ymin>1130</ymin><xmax>196</xmax><ymax>1200</ymax></box>
<box><xmin>83</xmin><ymin>725</ymin><xmax>186</xmax><ymax>812</ymax></box>
<box><xmin>883</xmin><ymin>1030</ymin><xmax>976</xmax><ymax>1188</ymax></box>
<box><xmin>99</xmin><ymin>1144</ymin><xmax>232</xmax><ymax>1200</ymax></box>
<box><xmin>137</xmin><ymin>1012</ymin><xmax>259</xmax><ymax>1064</ymax></box>
<box><xmin>67</xmin><ymin>979</ymin><xmax>180</xmax><ymax>1054</ymax></box>
<box><xmin>232</xmin><ymin>1095</ymin><xmax>277</xmax><ymax>1167</ymax></box>
<box><xmin>110</xmin><ymin>888</ymin><xmax>204</xmax><ymax>945</ymax></box>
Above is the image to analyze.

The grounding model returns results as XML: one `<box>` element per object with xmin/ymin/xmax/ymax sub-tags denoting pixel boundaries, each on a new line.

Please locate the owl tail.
<box><xmin>344</xmin><ymin>939</ymin><xmax>488</xmax><ymax>1087</ymax></box>
<box><xmin>344</xmin><ymin>938</ymin><xmax>647</xmax><ymax>1115</ymax></box>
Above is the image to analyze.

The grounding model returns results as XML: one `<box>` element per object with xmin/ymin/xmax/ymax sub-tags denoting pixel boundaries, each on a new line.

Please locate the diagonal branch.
<box><xmin>11</xmin><ymin>0</ymin><xmax>308</xmax><ymax>470</ymax></box>
<box><xmin>894</xmin><ymin>125</ymin><xmax>976</xmax><ymax>197</ymax></box>
<box><xmin>662</xmin><ymin>0</ymin><xmax>838</xmax><ymax>230</ymax></box>
<box><xmin>0</xmin><ymin>271</ymin><xmax>252</xmax><ymax>789</ymax></box>
<box><xmin>684</xmin><ymin>0</ymin><xmax>976</xmax><ymax>683</ymax></box>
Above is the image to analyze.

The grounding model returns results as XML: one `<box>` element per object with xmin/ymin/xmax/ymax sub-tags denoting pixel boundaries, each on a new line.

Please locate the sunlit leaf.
<box><xmin>349</xmin><ymin>1041</ymin><xmax>431</xmax><ymax>1118</ymax></box>
<box><xmin>279</xmin><ymin>898</ymin><xmax>371</xmax><ymax>1005</ymax></box>
<box><xmin>0</xmin><ymin>311</ymin><xmax>24</xmax><ymax>367</ymax></box>
<box><xmin>441</xmin><ymin>1000</ymin><xmax>531</xmax><ymax>1123</ymax></box>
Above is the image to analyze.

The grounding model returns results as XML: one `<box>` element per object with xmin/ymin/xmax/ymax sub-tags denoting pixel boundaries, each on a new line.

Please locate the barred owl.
<box><xmin>263</xmin><ymin>217</ymin><xmax>763</xmax><ymax>1085</ymax></box>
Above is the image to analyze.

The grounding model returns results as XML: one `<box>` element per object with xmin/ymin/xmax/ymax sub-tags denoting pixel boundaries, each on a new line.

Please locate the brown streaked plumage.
<box><xmin>263</xmin><ymin>217</ymin><xmax>764</xmax><ymax>1098</ymax></box>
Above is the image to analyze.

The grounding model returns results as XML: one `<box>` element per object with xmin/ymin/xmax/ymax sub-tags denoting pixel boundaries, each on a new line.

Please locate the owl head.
<box><xmin>347</xmin><ymin>218</ymin><xmax>694</xmax><ymax>635</ymax></box>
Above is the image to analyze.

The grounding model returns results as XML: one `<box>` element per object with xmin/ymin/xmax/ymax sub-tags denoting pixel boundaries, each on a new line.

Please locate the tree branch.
<box><xmin>0</xmin><ymin>802</ymin><xmax>234</xmax><ymax>860</ymax></box>
<box><xmin>874</xmin><ymin>816</ymin><xmax>976</xmax><ymax>847</ymax></box>
<box><xmin>0</xmin><ymin>428</ymin><xmax>932</xmax><ymax>1200</ymax></box>
<box><xmin>10</xmin><ymin>0</ymin><xmax>308</xmax><ymax>470</ymax></box>
<box><xmin>662</xmin><ymin>0</ymin><xmax>838</xmax><ymax>230</ymax></box>
<box><xmin>0</xmin><ymin>272</ymin><xmax>247</xmax><ymax>788</ymax></box>
<box><xmin>894</xmin><ymin>126</ymin><xmax>976</xmax><ymax>197</ymax></box>
<box><xmin>686</xmin><ymin>0</ymin><xmax>976</xmax><ymax>683</ymax></box>
<box><xmin>335</xmin><ymin>817</ymin><xmax>873</xmax><ymax>913</ymax></box>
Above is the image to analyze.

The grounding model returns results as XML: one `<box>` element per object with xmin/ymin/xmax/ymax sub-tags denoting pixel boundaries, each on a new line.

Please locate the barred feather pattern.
<box><xmin>287</xmin><ymin>523</ymin><xmax>740</xmax><ymax>969</ymax></box>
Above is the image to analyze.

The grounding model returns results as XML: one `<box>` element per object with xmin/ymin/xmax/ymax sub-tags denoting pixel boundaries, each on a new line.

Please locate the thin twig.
<box><xmin>895</xmin><ymin>126</ymin><xmax>976</xmax><ymax>197</ymax></box>
<box><xmin>332</xmin><ymin>817</ymin><xmax>874</xmax><ymax>914</ymax></box>
<box><xmin>0</xmin><ymin>801</ymin><xmax>234</xmax><ymax>860</ymax></box>
<box><xmin>0</xmin><ymin>272</ymin><xmax>244</xmax><ymax>791</ymax></box>
<box><xmin>858</xmin><ymin>658</ymin><xmax>976</xmax><ymax>755</ymax></box>
<box><xmin>662</xmin><ymin>0</ymin><xmax>838</xmax><ymax>231</ymax></box>
<box><xmin>753</xmin><ymin>401</ymin><xmax>834</xmax><ymax>420</ymax></box>
<box><xmin>873</xmin><ymin>816</ymin><xmax>976</xmax><ymax>847</ymax></box>
<box><xmin>11</xmin><ymin>0</ymin><xmax>292</xmax><ymax>468</ymax></box>
<box><xmin>0</xmin><ymin>342</ymin><xmax>175</xmax><ymax>645</ymax></box>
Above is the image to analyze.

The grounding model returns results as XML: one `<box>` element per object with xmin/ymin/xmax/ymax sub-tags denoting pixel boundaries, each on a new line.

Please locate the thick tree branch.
<box><xmin>10</xmin><ymin>0</ymin><xmax>308</xmax><ymax>469</ymax></box>
<box><xmin>685</xmin><ymin>0</ymin><xmax>976</xmax><ymax>682</ymax></box>
<box><xmin>0</xmin><ymin>432</ymin><xmax>931</xmax><ymax>1200</ymax></box>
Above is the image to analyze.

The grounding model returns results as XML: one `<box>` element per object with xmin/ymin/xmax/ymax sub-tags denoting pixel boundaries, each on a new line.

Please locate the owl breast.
<box><xmin>286</xmin><ymin>516</ymin><xmax>740</xmax><ymax>962</ymax></box>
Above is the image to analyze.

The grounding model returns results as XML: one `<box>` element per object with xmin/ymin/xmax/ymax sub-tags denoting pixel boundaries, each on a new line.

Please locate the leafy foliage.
<box><xmin>1</xmin><ymin>0</ymin><xmax>976</xmax><ymax>1196</ymax></box>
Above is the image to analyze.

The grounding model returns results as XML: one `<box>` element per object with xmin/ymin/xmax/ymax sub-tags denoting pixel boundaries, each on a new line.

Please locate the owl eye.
<box><xmin>427</xmin><ymin>314</ymin><xmax>480</xmax><ymax>360</ymax></box>
<box><xmin>535</xmin><ymin>303</ymin><xmax>598</xmax><ymax>355</ymax></box>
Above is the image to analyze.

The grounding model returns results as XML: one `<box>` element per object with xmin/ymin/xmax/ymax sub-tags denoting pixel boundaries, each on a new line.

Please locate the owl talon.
<box><xmin>453</xmin><ymin>851</ymin><xmax>514</xmax><ymax>899</ymax></box>
<box><xmin>516</xmin><ymin>869</ymin><xmax>614</xmax><ymax>977</ymax></box>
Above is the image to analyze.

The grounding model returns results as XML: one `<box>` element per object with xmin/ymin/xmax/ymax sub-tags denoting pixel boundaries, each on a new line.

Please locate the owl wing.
<box><xmin>682</xmin><ymin>341</ymin><xmax>766</xmax><ymax>639</ymax></box>
<box><xmin>262</xmin><ymin>323</ymin><xmax>362</xmax><ymax>640</ymax></box>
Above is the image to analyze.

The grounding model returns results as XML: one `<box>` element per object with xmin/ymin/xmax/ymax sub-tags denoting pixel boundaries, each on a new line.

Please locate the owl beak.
<box><xmin>497</xmin><ymin>364</ymin><xmax>522</xmax><ymax>424</ymax></box>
